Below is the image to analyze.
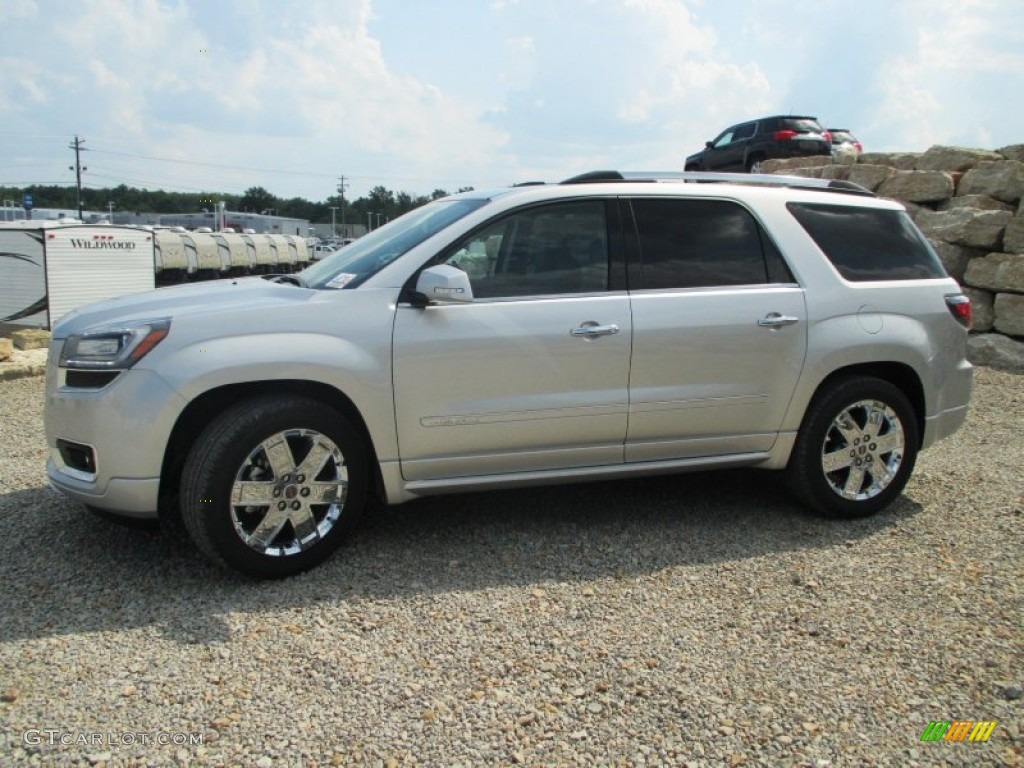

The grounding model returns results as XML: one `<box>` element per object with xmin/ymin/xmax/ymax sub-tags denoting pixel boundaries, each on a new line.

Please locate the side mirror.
<box><xmin>705</xmin><ymin>141</ymin><xmax>713</xmax><ymax>149</ymax></box>
<box><xmin>414</xmin><ymin>264</ymin><xmax>474</xmax><ymax>304</ymax></box>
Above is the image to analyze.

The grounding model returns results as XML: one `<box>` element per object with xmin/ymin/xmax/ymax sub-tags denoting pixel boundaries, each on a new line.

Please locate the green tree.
<box><xmin>238</xmin><ymin>186</ymin><xmax>277</xmax><ymax>214</ymax></box>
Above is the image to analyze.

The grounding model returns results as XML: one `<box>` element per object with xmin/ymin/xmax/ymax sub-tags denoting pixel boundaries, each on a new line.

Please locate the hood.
<box><xmin>52</xmin><ymin>277</ymin><xmax>315</xmax><ymax>338</ymax></box>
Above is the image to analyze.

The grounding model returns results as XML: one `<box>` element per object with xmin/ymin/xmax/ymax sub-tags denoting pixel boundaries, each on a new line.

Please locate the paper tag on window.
<box><xmin>326</xmin><ymin>273</ymin><xmax>357</xmax><ymax>289</ymax></box>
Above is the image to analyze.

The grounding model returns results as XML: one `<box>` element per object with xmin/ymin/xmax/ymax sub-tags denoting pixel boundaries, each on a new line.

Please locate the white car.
<box><xmin>45</xmin><ymin>171</ymin><xmax>973</xmax><ymax>578</ymax></box>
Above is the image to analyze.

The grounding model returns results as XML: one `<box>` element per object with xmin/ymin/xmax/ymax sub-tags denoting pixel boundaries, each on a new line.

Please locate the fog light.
<box><xmin>56</xmin><ymin>439</ymin><xmax>97</xmax><ymax>474</ymax></box>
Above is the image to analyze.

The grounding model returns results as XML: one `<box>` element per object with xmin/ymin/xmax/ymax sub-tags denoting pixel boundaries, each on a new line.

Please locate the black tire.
<box><xmin>746</xmin><ymin>155</ymin><xmax>765</xmax><ymax>173</ymax></box>
<box><xmin>786</xmin><ymin>376</ymin><xmax>918</xmax><ymax>519</ymax></box>
<box><xmin>181</xmin><ymin>396</ymin><xmax>368</xmax><ymax>578</ymax></box>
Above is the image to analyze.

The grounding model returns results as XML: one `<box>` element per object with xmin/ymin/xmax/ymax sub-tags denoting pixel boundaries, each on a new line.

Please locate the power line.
<box><xmin>86</xmin><ymin>170</ymin><xmax>215</xmax><ymax>193</ymax></box>
<box><xmin>85</xmin><ymin>145</ymin><xmax>487</xmax><ymax>187</ymax></box>
<box><xmin>88</xmin><ymin>146</ymin><xmax>338</xmax><ymax>179</ymax></box>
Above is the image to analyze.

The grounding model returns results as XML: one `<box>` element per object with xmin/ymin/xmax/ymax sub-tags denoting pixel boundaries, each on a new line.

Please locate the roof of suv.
<box><xmin>558</xmin><ymin>170</ymin><xmax>872</xmax><ymax>196</ymax></box>
<box><xmin>754</xmin><ymin>114</ymin><xmax>820</xmax><ymax>122</ymax></box>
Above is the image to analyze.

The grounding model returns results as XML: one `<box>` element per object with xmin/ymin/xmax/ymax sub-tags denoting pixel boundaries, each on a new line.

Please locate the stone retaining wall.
<box><xmin>763</xmin><ymin>144</ymin><xmax>1024</xmax><ymax>372</ymax></box>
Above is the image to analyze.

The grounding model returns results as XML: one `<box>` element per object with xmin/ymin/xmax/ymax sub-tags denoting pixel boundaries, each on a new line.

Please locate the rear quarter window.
<box><xmin>787</xmin><ymin>203</ymin><xmax>947</xmax><ymax>282</ymax></box>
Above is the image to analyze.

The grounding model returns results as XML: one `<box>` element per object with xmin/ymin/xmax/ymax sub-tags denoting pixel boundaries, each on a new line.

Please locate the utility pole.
<box><xmin>107</xmin><ymin>201</ymin><xmax>114</xmax><ymax>222</ymax></box>
<box><xmin>68</xmin><ymin>135</ymin><xmax>87</xmax><ymax>220</ymax></box>
<box><xmin>337</xmin><ymin>175</ymin><xmax>348</xmax><ymax>235</ymax></box>
<box><xmin>329</xmin><ymin>206</ymin><xmax>339</xmax><ymax>237</ymax></box>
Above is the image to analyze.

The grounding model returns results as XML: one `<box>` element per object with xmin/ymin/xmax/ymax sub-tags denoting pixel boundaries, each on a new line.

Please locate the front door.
<box><xmin>393</xmin><ymin>200</ymin><xmax>631</xmax><ymax>481</ymax></box>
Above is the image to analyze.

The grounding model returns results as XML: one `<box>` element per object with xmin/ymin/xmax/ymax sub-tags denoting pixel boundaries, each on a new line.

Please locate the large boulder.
<box><xmin>859</xmin><ymin>152</ymin><xmax>920</xmax><ymax>170</ymax></box>
<box><xmin>847</xmin><ymin>164</ymin><xmax>894</xmax><ymax>192</ymax></box>
<box><xmin>938</xmin><ymin>195</ymin><xmax>1014</xmax><ymax>212</ymax></box>
<box><xmin>915</xmin><ymin>209</ymin><xmax>1013</xmax><ymax>249</ymax></box>
<box><xmin>10</xmin><ymin>328</ymin><xmax>50</xmax><ymax>350</ymax></box>
<box><xmin>916</xmin><ymin>145</ymin><xmax>1003</xmax><ymax>172</ymax></box>
<box><xmin>931</xmin><ymin>241</ymin><xmax>985</xmax><ymax>282</ymax></box>
<box><xmin>787</xmin><ymin>167</ymin><xmax>826</xmax><ymax>179</ymax></box>
<box><xmin>994</xmin><ymin>293</ymin><xmax>1024</xmax><ymax>336</ymax></box>
<box><xmin>964</xmin><ymin>252</ymin><xmax>1024</xmax><ymax>293</ymax></box>
<box><xmin>819</xmin><ymin>164</ymin><xmax>852</xmax><ymax>180</ymax></box>
<box><xmin>877</xmin><ymin>170</ymin><xmax>955</xmax><ymax>203</ymax></box>
<box><xmin>762</xmin><ymin>155</ymin><xmax>832</xmax><ymax>173</ymax></box>
<box><xmin>963</xmin><ymin>288</ymin><xmax>994</xmax><ymax>331</ymax></box>
<box><xmin>998</xmin><ymin>144</ymin><xmax>1024</xmax><ymax>163</ymax></box>
<box><xmin>967</xmin><ymin>333</ymin><xmax>1024</xmax><ymax>372</ymax></box>
<box><xmin>957</xmin><ymin>160</ymin><xmax>1024</xmax><ymax>203</ymax></box>
<box><xmin>1004</xmin><ymin>214</ymin><xmax>1024</xmax><ymax>253</ymax></box>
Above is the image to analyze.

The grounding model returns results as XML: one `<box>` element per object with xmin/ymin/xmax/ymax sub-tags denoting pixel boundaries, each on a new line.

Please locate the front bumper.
<box><xmin>46</xmin><ymin>462</ymin><xmax>161</xmax><ymax>518</ymax></box>
<box><xmin>44</xmin><ymin>342</ymin><xmax>187</xmax><ymax>517</ymax></box>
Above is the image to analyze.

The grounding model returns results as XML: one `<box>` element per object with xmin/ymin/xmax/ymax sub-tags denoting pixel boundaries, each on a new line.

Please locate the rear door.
<box><xmin>705</xmin><ymin>122</ymin><xmax>753</xmax><ymax>171</ymax></box>
<box><xmin>622</xmin><ymin>196</ymin><xmax>808</xmax><ymax>461</ymax></box>
<box><xmin>392</xmin><ymin>199</ymin><xmax>632</xmax><ymax>481</ymax></box>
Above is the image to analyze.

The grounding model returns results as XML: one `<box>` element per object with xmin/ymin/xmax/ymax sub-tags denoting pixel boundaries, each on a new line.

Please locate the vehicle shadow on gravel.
<box><xmin>0</xmin><ymin>471</ymin><xmax>923</xmax><ymax>644</ymax></box>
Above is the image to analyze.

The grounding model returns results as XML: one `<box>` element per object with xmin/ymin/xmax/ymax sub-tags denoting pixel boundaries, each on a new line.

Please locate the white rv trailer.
<box><xmin>1</xmin><ymin>223</ymin><xmax>314</xmax><ymax>327</ymax></box>
<box><xmin>0</xmin><ymin>222</ymin><xmax>157</xmax><ymax>329</ymax></box>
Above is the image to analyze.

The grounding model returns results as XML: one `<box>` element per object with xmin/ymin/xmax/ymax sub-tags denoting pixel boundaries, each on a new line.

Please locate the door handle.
<box><xmin>570</xmin><ymin>323</ymin><xmax>620</xmax><ymax>338</ymax></box>
<box><xmin>758</xmin><ymin>313</ymin><xmax>799</xmax><ymax>328</ymax></box>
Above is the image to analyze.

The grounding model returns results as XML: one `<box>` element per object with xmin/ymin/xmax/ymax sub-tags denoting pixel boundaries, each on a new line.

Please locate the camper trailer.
<box><xmin>0</xmin><ymin>222</ymin><xmax>157</xmax><ymax>329</ymax></box>
<box><xmin>1</xmin><ymin>223</ymin><xmax>316</xmax><ymax>326</ymax></box>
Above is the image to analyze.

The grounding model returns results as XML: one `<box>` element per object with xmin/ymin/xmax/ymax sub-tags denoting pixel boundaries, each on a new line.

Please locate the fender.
<box><xmin>781</xmin><ymin>312</ymin><xmax>934</xmax><ymax>434</ymax></box>
<box><xmin>153</xmin><ymin>330</ymin><xmax>399</xmax><ymax>463</ymax></box>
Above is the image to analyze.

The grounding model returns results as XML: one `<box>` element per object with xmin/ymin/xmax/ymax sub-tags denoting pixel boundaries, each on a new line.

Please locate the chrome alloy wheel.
<box><xmin>229</xmin><ymin>428</ymin><xmax>347</xmax><ymax>557</ymax></box>
<box><xmin>820</xmin><ymin>399</ymin><xmax>905</xmax><ymax>501</ymax></box>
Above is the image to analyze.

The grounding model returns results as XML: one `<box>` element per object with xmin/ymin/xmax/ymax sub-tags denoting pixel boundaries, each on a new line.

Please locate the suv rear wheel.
<box><xmin>181</xmin><ymin>396</ymin><xmax>368</xmax><ymax>578</ymax></box>
<box><xmin>787</xmin><ymin>376</ymin><xmax>919</xmax><ymax>519</ymax></box>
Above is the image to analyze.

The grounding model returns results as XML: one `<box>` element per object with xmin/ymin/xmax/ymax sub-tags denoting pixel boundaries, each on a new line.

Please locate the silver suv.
<box><xmin>44</xmin><ymin>172</ymin><xmax>974</xmax><ymax>578</ymax></box>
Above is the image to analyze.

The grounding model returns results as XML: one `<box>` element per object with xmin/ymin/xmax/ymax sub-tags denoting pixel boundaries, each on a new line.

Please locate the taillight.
<box><xmin>822</xmin><ymin>131</ymin><xmax>832</xmax><ymax>144</ymax></box>
<box><xmin>773</xmin><ymin>130</ymin><xmax>797</xmax><ymax>141</ymax></box>
<box><xmin>945</xmin><ymin>294</ymin><xmax>971</xmax><ymax>329</ymax></box>
<box><xmin>854</xmin><ymin>142</ymin><xmax>863</xmax><ymax>152</ymax></box>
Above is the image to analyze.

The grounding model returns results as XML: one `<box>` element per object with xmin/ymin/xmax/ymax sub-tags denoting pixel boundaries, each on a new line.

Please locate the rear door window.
<box><xmin>732</xmin><ymin>122</ymin><xmax>756</xmax><ymax>141</ymax></box>
<box><xmin>787</xmin><ymin>203</ymin><xmax>947</xmax><ymax>281</ymax></box>
<box><xmin>625</xmin><ymin>198</ymin><xmax>794</xmax><ymax>289</ymax></box>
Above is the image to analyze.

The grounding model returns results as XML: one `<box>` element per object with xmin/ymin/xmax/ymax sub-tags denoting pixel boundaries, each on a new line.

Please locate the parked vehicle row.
<box><xmin>154</xmin><ymin>231</ymin><xmax>310</xmax><ymax>284</ymax></box>
<box><xmin>310</xmin><ymin>238</ymin><xmax>356</xmax><ymax>261</ymax></box>
<box><xmin>685</xmin><ymin>115</ymin><xmax>862</xmax><ymax>173</ymax></box>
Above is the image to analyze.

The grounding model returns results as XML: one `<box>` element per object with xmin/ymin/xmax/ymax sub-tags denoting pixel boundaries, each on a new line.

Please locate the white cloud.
<box><xmin>1</xmin><ymin>0</ymin><xmax>1020</xmax><ymax>201</ymax></box>
<box><xmin>868</xmin><ymin>0</ymin><xmax>1024</xmax><ymax>149</ymax></box>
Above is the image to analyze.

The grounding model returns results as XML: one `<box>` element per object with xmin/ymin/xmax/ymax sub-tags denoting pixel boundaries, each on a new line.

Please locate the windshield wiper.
<box><xmin>262</xmin><ymin>273</ymin><xmax>308</xmax><ymax>288</ymax></box>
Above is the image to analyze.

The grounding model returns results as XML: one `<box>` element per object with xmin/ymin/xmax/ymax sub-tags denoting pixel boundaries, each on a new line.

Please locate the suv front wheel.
<box><xmin>787</xmin><ymin>376</ymin><xmax>919</xmax><ymax>519</ymax></box>
<box><xmin>181</xmin><ymin>396</ymin><xmax>368</xmax><ymax>578</ymax></box>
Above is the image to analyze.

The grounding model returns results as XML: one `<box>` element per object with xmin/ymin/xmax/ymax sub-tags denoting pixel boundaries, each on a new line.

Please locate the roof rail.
<box><xmin>560</xmin><ymin>170</ymin><xmax>875</xmax><ymax>197</ymax></box>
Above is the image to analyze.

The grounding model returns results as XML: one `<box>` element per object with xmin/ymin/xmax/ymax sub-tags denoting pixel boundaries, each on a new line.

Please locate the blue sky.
<box><xmin>1</xmin><ymin>0</ymin><xmax>1022</xmax><ymax>203</ymax></box>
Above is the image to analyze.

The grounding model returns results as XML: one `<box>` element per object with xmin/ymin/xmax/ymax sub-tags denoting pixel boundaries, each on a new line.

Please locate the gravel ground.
<box><xmin>0</xmin><ymin>369</ymin><xmax>1021</xmax><ymax>768</ymax></box>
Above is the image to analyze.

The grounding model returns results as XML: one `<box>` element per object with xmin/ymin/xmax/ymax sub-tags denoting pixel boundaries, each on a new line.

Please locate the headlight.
<box><xmin>59</xmin><ymin>319</ymin><xmax>171</xmax><ymax>370</ymax></box>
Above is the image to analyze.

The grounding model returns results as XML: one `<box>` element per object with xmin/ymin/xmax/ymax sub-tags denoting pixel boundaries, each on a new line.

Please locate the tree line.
<box><xmin>0</xmin><ymin>183</ymin><xmax>475</xmax><ymax>225</ymax></box>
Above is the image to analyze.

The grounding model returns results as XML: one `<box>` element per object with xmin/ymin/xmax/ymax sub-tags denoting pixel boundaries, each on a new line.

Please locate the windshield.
<box><xmin>301</xmin><ymin>198</ymin><xmax>488</xmax><ymax>289</ymax></box>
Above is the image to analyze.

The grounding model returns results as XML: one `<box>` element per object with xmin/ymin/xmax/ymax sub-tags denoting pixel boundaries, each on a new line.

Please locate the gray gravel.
<box><xmin>0</xmin><ymin>369</ymin><xmax>1021</xmax><ymax>767</ymax></box>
